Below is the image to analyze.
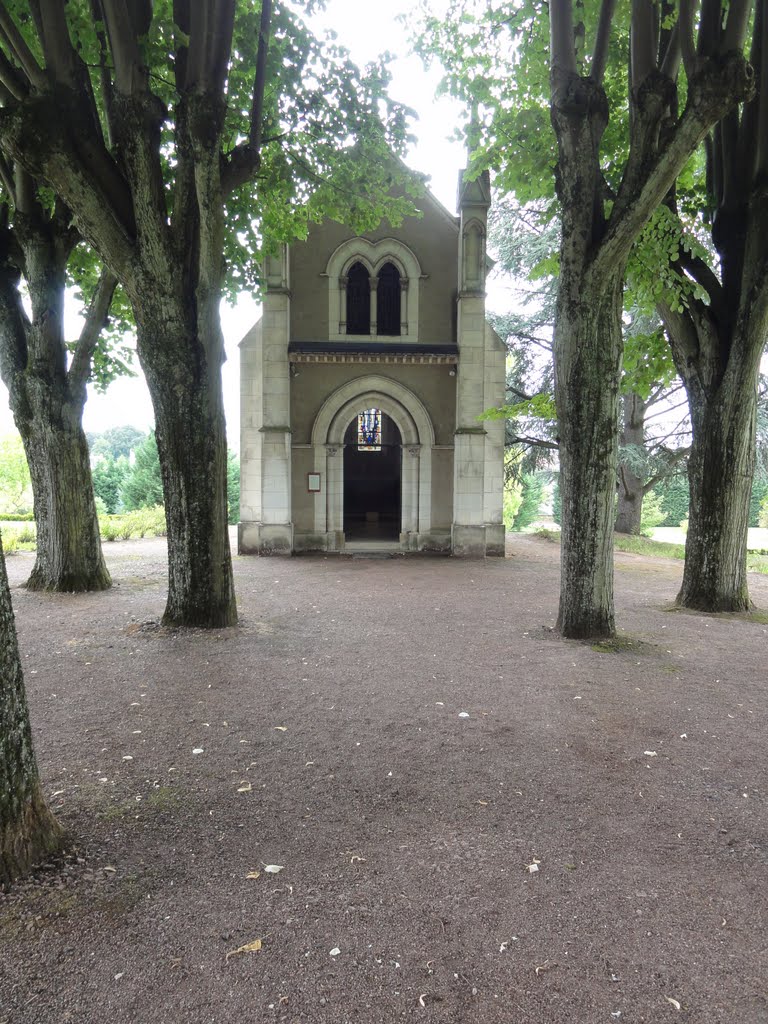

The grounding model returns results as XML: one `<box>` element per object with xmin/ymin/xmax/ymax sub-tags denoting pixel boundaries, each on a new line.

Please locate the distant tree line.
<box><xmin>88</xmin><ymin>427</ymin><xmax>240</xmax><ymax>525</ymax></box>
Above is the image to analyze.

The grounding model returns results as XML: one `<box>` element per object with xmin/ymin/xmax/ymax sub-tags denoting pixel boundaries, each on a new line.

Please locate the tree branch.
<box><xmin>68</xmin><ymin>266</ymin><xmax>117</xmax><ymax>391</ymax></box>
<box><xmin>550</xmin><ymin>0</ymin><xmax>578</xmax><ymax>75</ymax></box>
<box><xmin>591</xmin><ymin>0</ymin><xmax>617</xmax><ymax>83</ymax></box>
<box><xmin>678</xmin><ymin>0</ymin><xmax>698</xmax><ymax>77</ymax></box>
<box><xmin>722</xmin><ymin>0</ymin><xmax>753</xmax><ymax>54</ymax></box>
<box><xmin>0</xmin><ymin>46</ymin><xmax>27</xmax><ymax>99</ymax></box>
<box><xmin>249</xmin><ymin>0</ymin><xmax>272</xmax><ymax>151</ymax></box>
<box><xmin>35</xmin><ymin>0</ymin><xmax>80</xmax><ymax>87</ymax></box>
<box><xmin>0</xmin><ymin>7</ymin><xmax>47</xmax><ymax>90</ymax></box>
<box><xmin>631</xmin><ymin>0</ymin><xmax>658</xmax><ymax>88</ymax></box>
<box><xmin>98</xmin><ymin>0</ymin><xmax>149</xmax><ymax>95</ymax></box>
<box><xmin>596</xmin><ymin>52</ymin><xmax>753</xmax><ymax>276</ymax></box>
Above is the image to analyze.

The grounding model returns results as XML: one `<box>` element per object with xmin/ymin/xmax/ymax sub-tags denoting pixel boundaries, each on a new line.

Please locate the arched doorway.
<box><xmin>343</xmin><ymin>410</ymin><xmax>402</xmax><ymax>540</ymax></box>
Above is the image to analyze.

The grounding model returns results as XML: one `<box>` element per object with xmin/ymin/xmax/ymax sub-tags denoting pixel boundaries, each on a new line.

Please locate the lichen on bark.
<box><xmin>0</xmin><ymin>534</ymin><xmax>62</xmax><ymax>886</ymax></box>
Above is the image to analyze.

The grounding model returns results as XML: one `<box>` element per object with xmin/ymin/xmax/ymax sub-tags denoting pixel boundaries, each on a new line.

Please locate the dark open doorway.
<box><xmin>343</xmin><ymin>411</ymin><xmax>401</xmax><ymax>540</ymax></box>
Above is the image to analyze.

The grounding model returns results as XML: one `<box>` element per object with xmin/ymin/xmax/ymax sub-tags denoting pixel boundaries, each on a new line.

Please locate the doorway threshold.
<box><xmin>344</xmin><ymin>539</ymin><xmax>402</xmax><ymax>557</ymax></box>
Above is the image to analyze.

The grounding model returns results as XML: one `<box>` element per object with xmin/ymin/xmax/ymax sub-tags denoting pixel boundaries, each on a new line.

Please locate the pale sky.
<box><xmin>0</xmin><ymin>1</ymin><xmax>469</xmax><ymax>449</ymax></box>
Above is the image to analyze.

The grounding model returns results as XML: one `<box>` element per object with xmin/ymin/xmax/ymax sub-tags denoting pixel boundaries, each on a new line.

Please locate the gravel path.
<box><xmin>0</xmin><ymin>534</ymin><xmax>766</xmax><ymax>1023</ymax></box>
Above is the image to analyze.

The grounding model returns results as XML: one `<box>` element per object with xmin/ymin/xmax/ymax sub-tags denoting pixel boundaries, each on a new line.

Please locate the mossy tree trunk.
<box><xmin>548</xmin><ymin>0</ymin><xmax>752</xmax><ymax>638</ymax></box>
<box><xmin>0</xmin><ymin>532</ymin><xmax>62</xmax><ymax>886</ymax></box>
<box><xmin>658</xmin><ymin>16</ymin><xmax>768</xmax><ymax>612</ymax></box>
<box><xmin>0</xmin><ymin>202</ymin><xmax>114</xmax><ymax>592</ymax></box>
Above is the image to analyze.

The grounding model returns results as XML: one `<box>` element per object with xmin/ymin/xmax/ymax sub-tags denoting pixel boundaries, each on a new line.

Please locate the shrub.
<box><xmin>512</xmin><ymin>473</ymin><xmax>545</xmax><ymax>531</ymax></box>
<box><xmin>99</xmin><ymin>517</ymin><xmax>122</xmax><ymax>542</ymax></box>
<box><xmin>15</xmin><ymin>523</ymin><xmax>36</xmax><ymax>544</ymax></box>
<box><xmin>640</xmin><ymin>489</ymin><xmax>666</xmax><ymax>537</ymax></box>
<box><xmin>751</xmin><ymin>477</ymin><xmax>768</xmax><ymax>527</ymax></box>
<box><xmin>2</xmin><ymin>530</ymin><xmax>20</xmax><ymax>554</ymax></box>
<box><xmin>656</xmin><ymin>474</ymin><xmax>689</xmax><ymax>526</ymax></box>
<box><xmin>502</xmin><ymin>480</ymin><xmax>522</xmax><ymax>530</ymax></box>
<box><xmin>759</xmin><ymin>494</ymin><xmax>768</xmax><ymax>529</ymax></box>
<box><xmin>98</xmin><ymin>506</ymin><xmax>166</xmax><ymax>543</ymax></box>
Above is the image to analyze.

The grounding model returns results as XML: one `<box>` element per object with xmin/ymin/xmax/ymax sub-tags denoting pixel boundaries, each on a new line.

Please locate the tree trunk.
<box><xmin>677</xmin><ymin>363</ymin><xmax>757</xmax><ymax>611</ymax></box>
<box><xmin>19</xmin><ymin>401</ymin><xmax>111</xmax><ymax>592</ymax></box>
<box><xmin>0</xmin><ymin>220</ymin><xmax>111</xmax><ymax>593</ymax></box>
<box><xmin>0</xmin><ymin>533</ymin><xmax>62</xmax><ymax>886</ymax></box>
<box><xmin>555</xmin><ymin>266</ymin><xmax>625</xmax><ymax>639</ymax></box>
<box><xmin>136</xmin><ymin>313</ymin><xmax>236</xmax><ymax>628</ymax></box>
<box><xmin>615</xmin><ymin>392</ymin><xmax>646</xmax><ymax>535</ymax></box>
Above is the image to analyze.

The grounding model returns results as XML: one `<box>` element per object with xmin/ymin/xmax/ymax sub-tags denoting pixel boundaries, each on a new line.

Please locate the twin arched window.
<box><xmin>345</xmin><ymin>261</ymin><xmax>401</xmax><ymax>336</ymax></box>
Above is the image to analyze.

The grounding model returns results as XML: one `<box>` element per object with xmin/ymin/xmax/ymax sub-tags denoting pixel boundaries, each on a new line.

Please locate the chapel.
<box><xmin>238</xmin><ymin>163</ymin><xmax>506</xmax><ymax>557</ymax></box>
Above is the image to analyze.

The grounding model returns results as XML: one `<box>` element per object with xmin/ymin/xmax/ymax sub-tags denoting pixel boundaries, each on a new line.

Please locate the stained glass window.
<box><xmin>357</xmin><ymin>409</ymin><xmax>381</xmax><ymax>451</ymax></box>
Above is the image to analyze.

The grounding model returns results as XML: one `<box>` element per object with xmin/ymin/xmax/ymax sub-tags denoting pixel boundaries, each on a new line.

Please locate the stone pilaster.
<box><xmin>452</xmin><ymin>166</ymin><xmax>505</xmax><ymax>557</ymax></box>
<box><xmin>238</xmin><ymin>246</ymin><xmax>294</xmax><ymax>555</ymax></box>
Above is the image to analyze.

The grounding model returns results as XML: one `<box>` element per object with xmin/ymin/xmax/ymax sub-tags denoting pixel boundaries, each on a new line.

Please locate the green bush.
<box><xmin>98</xmin><ymin>506</ymin><xmax>166</xmax><ymax>543</ymax></box>
<box><xmin>227</xmin><ymin>451</ymin><xmax>240</xmax><ymax>525</ymax></box>
<box><xmin>0</xmin><ymin>512</ymin><xmax>34</xmax><ymax>522</ymax></box>
<box><xmin>511</xmin><ymin>473</ymin><xmax>545</xmax><ymax>531</ymax></box>
<box><xmin>2</xmin><ymin>530</ymin><xmax>20</xmax><ymax>554</ymax></box>
<box><xmin>15</xmin><ymin>523</ymin><xmax>36</xmax><ymax>544</ymax></box>
<box><xmin>120</xmin><ymin>433</ymin><xmax>163</xmax><ymax>510</ymax></box>
<box><xmin>656</xmin><ymin>474</ymin><xmax>689</xmax><ymax>526</ymax></box>
<box><xmin>640</xmin><ymin>489</ymin><xmax>666</xmax><ymax>537</ymax></box>
<box><xmin>750</xmin><ymin>477</ymin><xmax>768</xmax><ymax>527</ymax></box>
<box><xmin>502</xmin><ymin>480</ymin><xmax>523</xmax><ymax>530</ymax></box>
<box><xmin>759</xmin><ymin>494</ymin><xmax>768</xmax><ymax>529</ymax></box>
<box><xmin>99</xmin><ymin>518</ymin><xmax>121</xmax><ymax>542</ymax></box>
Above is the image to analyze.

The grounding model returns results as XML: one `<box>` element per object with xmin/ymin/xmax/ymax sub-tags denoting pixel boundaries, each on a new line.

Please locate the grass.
<box><xmin>590</xmin><ymin>634</ymin><xmax>655</xmax><ymax>654</ymax></box>
<box><xmin>535</xmin><ymin>528</ymin><xmax>768</xmax><ymax>575</ymax></box>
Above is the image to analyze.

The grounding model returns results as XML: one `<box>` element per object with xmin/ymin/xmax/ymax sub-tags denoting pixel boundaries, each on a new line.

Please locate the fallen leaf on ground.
<box><xmin>273</xmin><ymin>726</ymin><xmax>288</xmax><ymax>732</ymax></box>
<box><xmin>644</xmin><ymin>750</ymin><xmax>657</xmax><ymax>757</ymax></box>
<box><xmin>329</xmin><ymin>947</ymin><xmax>341</xmax><ymax>956</ymax></box>
<box><xmin>192</xmin><ymin>748</ymin><xmax>204</xmax><ymax>754</ymax></box>
<box><xmin>226</xmin><ymin>939</ymin><xmax>262</xmax><ymax>960</ymax></box>
<box><xmin>534</xmin><ymin>960</ymin><xmax>557</xmax><ymax>976</ymax></box>
<box><xmin>665</xmin><ymin>997</ymin><xmax>682</xmax><ymax>1010</ymax></box>
<box><xmin>264</xmin><ymin>864</ymin><xmax>284</xmax><ymax>874</ymax></box>
<box><xmin>237</xmin><ymin>781</ymin><xmax>252</xmax><ymax>793</ymax></box>
<box><xmin>245</xmin><ymin>871</ymin><xmax>261</xmax><ymax>880</ymax></box>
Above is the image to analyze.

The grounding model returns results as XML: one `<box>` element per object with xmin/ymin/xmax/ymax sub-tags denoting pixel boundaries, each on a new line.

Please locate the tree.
<box><xmin>615</xmin><ymin>317</ymin><xmax>689</xmax><ymax>534</ymax></box>
<box><xmin>512</xmin><ymin>473</ymin><xmax>545</xmax><ymax>531</ymax></box>
<box><xmin>120</xmin><ymin>433</ymin><xmax>163</xmax><ymax>511</ymax></box>
<box><xmin>0</xmin><ymin>1</ymin><xmax>411</xmax><ymax>627</ymax></box>
<box><xmin>416</xmin><ymin>0</ymin><xmax>752</xmax><ymax>637</ymax></box>
<box><xmin>0</xmin><ymin>176</ymin><xmax>127</xmax><ymax>590</ymax></box>
<box><xmin>92</xmin><ymin>454</ymin><xmax>130</xmax><ymax>514</ymax></box>
<box><xmin>487</xmin><ymin>204</ymin><xmax>689</xmax><ymax>537</ymax></box>
<box><xmin>89</xmin><ymin>426</ymin><xmax>145</xmax><ymax>462</ymax></box>
<box><xmin>0</xmin><ymin>531</ymin><xmax>61</xmax><ymax>885</ymax></box>
<box><xmin>0</xmin><ymin>432</ymin><xmax>31</xmax><ymax>512</ymax></box>
<box><xmin>648</xmin><ymin>23</ymin><xmax>768</xmax><ymax>610</ymax></box>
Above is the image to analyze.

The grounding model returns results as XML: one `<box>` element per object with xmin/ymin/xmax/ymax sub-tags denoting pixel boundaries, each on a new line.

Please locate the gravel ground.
<box><xmin>0</xmin><ymin>533</ymin><xmax>766</xmax><ymax>1024</ymax></box>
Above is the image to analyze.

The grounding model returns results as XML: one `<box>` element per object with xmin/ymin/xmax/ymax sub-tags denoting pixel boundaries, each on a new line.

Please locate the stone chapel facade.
<box><xmin>238</xmin><ymin>165</ymin><xmax>506</xmax><ymax>557</ymax></box>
